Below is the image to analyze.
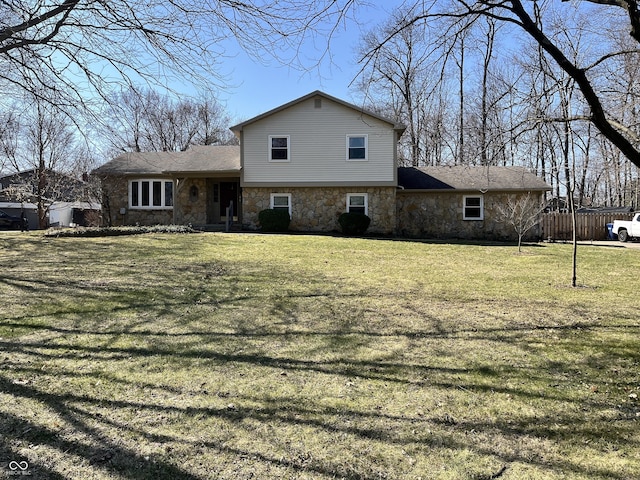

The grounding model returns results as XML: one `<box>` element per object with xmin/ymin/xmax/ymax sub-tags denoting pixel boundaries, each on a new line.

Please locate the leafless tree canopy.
<box><xmin>104</xmin><ymin>88</ymin><xmax>236</xmax><ymax>154</ymax></box>
<box><xmin>352</xmin><ymin>0</ymin><xmax>640</xmax><ymax>208</ymax></box>
<box><xmin>0</xmin><ymin>1</ymin><xmax>356</xmax><ymax>110</ymax></box>
<box><xmin>0</xmin><ymin>99</ymin><xmax>90</xmax><ymax>227</ymax></box>
<box><xmin>2</xmin><ymin>0</ymin><xmax>639</xmax><ymax>208</ymax></box>
<box><xmin>357</xmin><ymin>0</ymin><xmax>640</xmax><ymax>169</ymax></box>
<box><xmin>495</xmin><ymin>192</ymin><xmax>545</xmax><ymax>252</ymax></box>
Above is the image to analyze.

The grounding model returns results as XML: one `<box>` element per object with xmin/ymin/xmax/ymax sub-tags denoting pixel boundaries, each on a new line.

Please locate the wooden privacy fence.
<box><xmin>541</xmin><ymin>212</ymin><xmax>635</xmax><ymax>241</ymax></box>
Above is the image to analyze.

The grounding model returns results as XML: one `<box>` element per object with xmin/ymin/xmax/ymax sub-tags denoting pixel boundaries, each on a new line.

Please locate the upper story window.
<box><xmin>347</xmin><ymin>135</ymin><xmax>368</xmax><ymax>161</ymax></box>
<box><xmin>269</xmin><ymin>135</ymin><xmax>290</xmax><ymax>162</ymax></box>
<box><xmin>270</xmin><ymin>193</ymin><xmax>292</xmax><ymax>216</ymax></box>
<box><xmin>347</xmin><ymin>193</ymin><xmax>368</xmax><ymax>215</ymax></box>
<box><xmin>463</xmin><ymin>195</ymin><xmax>484</xmax><ymax>220</ymax></box>
<box><xmin>130</xmin><ymin>179</ymin><xmax>173</xmax><ymax>209</ymax></box>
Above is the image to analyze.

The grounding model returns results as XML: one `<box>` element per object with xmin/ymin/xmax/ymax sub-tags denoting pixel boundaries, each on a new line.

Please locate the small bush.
<box><xmin>338</xmin><ymin>212</ymin><xmax>371</xmax><ymax>235</ymax></box>
<box><xmin>44</xmin><ymin>225</ymin><xmax>198</xmax><ymax>237</ymax></box>
<box><xmin>258</xmin><ymin>209</ymin><xmax>291</xmax><ymax>232</ymax></box>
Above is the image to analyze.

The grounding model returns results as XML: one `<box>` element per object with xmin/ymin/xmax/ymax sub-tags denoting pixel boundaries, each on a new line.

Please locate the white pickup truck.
<box><xmin>612</xmin><ymin>213</ymin><xmax>640</xmax><ymax>242</ymax></box>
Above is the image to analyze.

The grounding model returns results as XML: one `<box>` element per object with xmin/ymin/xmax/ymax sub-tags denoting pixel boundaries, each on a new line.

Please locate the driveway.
<box><xmin>578</xmin><ymin>240</ymin><xmax>640</xmax><ymax>249</ymax></box>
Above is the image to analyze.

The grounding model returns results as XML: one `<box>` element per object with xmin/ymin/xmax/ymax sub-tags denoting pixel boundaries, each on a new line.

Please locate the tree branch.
<box><xmin>0</xmin><ymin>1</ymin><xmax>80</xmax><ymax>53</ymax></box>
<box><xmin>509</xmin><ymin>0</ymin><xmax>640</xmax><ymax>167</ymax></box>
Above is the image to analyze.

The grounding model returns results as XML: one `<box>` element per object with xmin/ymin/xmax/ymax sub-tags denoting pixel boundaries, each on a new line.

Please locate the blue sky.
<box><xmin>210</xmin><ymin>2</ymin><xmax>401</xmax><ymax>122</ymax></box>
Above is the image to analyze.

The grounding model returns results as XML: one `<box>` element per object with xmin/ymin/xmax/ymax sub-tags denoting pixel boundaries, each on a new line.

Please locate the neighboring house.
<box><xmin>0</xmin><ymin>169</ymin><xmax>100</xmax><ymax>228</ymax></box>
<box><xmin>94</xmin><ymin>91</ymin><xmax>551</xmax><ymax>240</ymax></box>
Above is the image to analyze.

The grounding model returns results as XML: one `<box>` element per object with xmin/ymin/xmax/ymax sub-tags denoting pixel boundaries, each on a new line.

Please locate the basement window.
<box><xmin>347</xmin><ymin>193</ymin><xmax>368</xmax><ymax>215</ymax></box>
<box><xmin>270</xmin><ymin>193</ymin><xmax>292</xmax><ymax>216</ymax></box>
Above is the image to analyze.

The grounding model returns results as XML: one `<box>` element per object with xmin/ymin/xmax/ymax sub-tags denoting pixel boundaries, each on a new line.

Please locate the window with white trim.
<box><xmin>463</xmin><ymin>195</ymin><xmax>484</xmax><ymax>220</ymax></box>
<box><xmin>269</xmin><ymin>135</ymin><xmax>290</xmax><ymax>162</ymax></box>
<box><xmin>347</xmin><ymin>193</ymin><xmax>368</xmax><ymax>215</ymax></box>
<box><xmin>270</xmin><ymin>193</ymin><xmax>292</xmax><ymax>216</ymax></box>
<box><xmin>130</xmin><ymin>179</ymin><xmax>173</xmax><ymax>209</ymax></box>
<box><xmin>346</xmin><ymin>135</ymin><xmax>368</xmax><ymax>161</ymax></box>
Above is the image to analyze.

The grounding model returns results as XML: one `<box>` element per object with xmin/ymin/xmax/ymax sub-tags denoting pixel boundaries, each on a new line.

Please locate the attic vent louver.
<box><xmin>314</xmin><ymin>98</ymin><xmax>322</xmax><ymax>108</ymax></box>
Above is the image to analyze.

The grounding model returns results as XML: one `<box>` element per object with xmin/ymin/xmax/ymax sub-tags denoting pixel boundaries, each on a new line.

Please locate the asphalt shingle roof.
<box><xmin>93</xmin><ymin>145</ymin><xmax>241</xmax><ymax>176</ymax></box>
<box><xmin>398</xmin><ymin>166</ymin><xmax>550</xmax><ymax>192</ymax></box>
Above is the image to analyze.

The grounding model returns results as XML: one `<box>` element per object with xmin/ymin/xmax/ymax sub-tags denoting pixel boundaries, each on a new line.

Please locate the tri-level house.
<box><xmin>229</xmin><ymin>91</ymin><xmax>405</xmax><ymax>233</ymax></box>
<box><xmin>94</xmin><ymin>91</ymin><xmax>551</xmax><ymax>239</ymax></box>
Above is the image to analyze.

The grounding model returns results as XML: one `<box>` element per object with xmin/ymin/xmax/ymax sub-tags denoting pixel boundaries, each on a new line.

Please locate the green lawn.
<box><xmin>0</xmin><ymin>231</ymin><xmax>638</xmax><ymax>479</ymax></box>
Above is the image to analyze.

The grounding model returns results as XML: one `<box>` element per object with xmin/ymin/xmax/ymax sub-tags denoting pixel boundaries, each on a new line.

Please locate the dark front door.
<box><xmin>220</xmin><ymin>182</ymin><xmax>238</xmax><ymax>218</ymax></box>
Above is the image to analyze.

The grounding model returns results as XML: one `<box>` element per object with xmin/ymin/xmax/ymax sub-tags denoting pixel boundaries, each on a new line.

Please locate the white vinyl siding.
<box><xmin>242</xmin><ymin>98</ymin><xmax>396</xmax><ymax>185</ymax></box>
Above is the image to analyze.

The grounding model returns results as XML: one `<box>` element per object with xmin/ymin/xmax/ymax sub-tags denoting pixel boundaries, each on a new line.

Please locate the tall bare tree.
<box><xmin>104</xmin><ymin>88</ymin><xmax>235</xmax><ymax>153</ymax></box>
<box><xmin>1</xmin><ymin>99</ymin><xmax>87</xmax><ymax>228</ymax></box>
<box><xmin>357</xmin><ymin>0</ymin><xmax>640</xmax><ymax>169</ymax></box>
<box><xmin>0</xmin><ymin>1</ymin><xmax>355</xmax><ymax>115</ymax></box>
<box><xmin>357</xmin><ymin>8</ymin><xmax>435</xmax><ymax>166</ymax></box>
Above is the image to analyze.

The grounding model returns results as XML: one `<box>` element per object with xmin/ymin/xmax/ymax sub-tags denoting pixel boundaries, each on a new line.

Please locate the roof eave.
<box><xmin>163</xmin><ymin>169</ymin><xmax>241</xmax><ymax>177</ymax></box>
<box><xmin>398</xmin><ymin>187</ymin><xmax>552</xmax><ymax>193</ymax></box>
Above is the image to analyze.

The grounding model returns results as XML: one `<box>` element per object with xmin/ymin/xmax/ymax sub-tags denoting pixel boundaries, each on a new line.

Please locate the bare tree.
<box><xmin>0</xmin><ymin>111</ymin><xmax>18</xmax><ymax>173</ymax></box>
<box><xmin>0</xmin><ymin>1</ymin><xmax>355</xmax><ymax>116</ymax></box>
<box><xmin>455</xmin><ymin>30</ymin><xmax>466</xmax><ymax>165</ymax></box>
<box><xmin>358</xmin><ymin>0</ymin><xmax>640</xmax><ymax>169</ymax></box>
<box><xmin>496</xmin><ymin>192</ymin><xmax>545</xmax><ymax>252</ymax></box>
<box><xmin>357</xmin><ymin>9</ymin><xmax>436</xmax><ymax>166</ymax></box>
<box><xmin>104</xmin><ymin>88</ymin><xmax>235</xmax><ymax>153</ymax></box>
<box><xmin>196</xmin><ymin>94</ymin><xmax>236</xmax><ymax>147</ymax></box>
<box><xmin>1</xmin><ymin>99</ymin><xmax>86</xmax><ymax>228</ymax></box>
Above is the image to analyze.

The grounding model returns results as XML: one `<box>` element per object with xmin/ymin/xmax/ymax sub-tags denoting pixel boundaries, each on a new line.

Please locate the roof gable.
<box><xmin>398</xmin><ymin>166</ymin><xmax>551</xmax><ymax>192</ymax></box>
<box><xmin>229</xmin><ymin>90</ymin><xmax>405</xmax><ymax>134</ymax></box>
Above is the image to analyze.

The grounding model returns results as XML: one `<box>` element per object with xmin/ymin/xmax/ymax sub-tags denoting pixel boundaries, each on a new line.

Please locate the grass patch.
<box><xmin>0</xmin><ymin>231</ymin><xmax>638</xmax><ymax>479</ymax></box>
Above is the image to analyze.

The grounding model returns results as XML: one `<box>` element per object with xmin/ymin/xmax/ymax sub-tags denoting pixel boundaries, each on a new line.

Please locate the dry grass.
<box><xmin>0</xmin><ymin>231</ymin><xmax>638</xmax><ymax>479</ymax></box>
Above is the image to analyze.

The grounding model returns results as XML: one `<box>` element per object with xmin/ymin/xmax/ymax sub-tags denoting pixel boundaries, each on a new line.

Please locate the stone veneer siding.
<box><xmin>242</xmin><ymin>186</ymin><xmax>396</xmax><ymax>234</ymax></box>
<box><xmin>174</xmin><ymin>178</ymin><xmax>208</xmax><ymax>225</ymax></box>
<box><xmin>396</xmin><ymin>191</ymin><xmax>543</xmax><ymax>240</ymax></box>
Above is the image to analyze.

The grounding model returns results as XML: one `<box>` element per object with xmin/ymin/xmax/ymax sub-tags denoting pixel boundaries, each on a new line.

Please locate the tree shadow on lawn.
<box><xmin>0</xmin><ymin>367</ymin><xmax>633</xmax><ymax>480</ymax></box>
<box><xmin>266</xmin><ymin>229</ymin><xmax>547</xmax><ymax>248</ymax></box>
<box><xmin>0</xmin><ymin>320</ymin><xmax>636</xmax><ymax>479</ymax></box>
<box><xmin>0</xmin><ymin>371</ymin><xmax>411</xmax><ymax>480</ymax></box>
<box><xmin>1</xmin><ymin>238</ymin><xmax>637</xmax><ymax>478</ymax></box>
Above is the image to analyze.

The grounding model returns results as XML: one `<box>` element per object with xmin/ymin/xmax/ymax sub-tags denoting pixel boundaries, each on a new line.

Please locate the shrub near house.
<box><xmin>338</xmin><ymin>212</ymin><xmax>371</xmax><ymax>235</ymax></box>
<box><xmin>258</xmin><ymin>208</ymin><xmax>291</xmax><ymax>232</ymax></box>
